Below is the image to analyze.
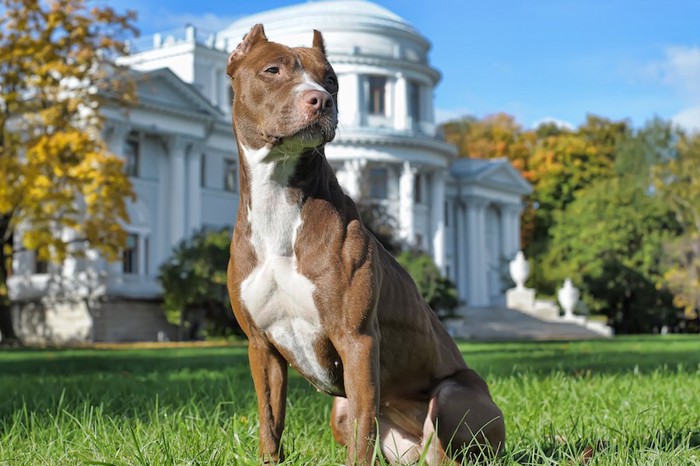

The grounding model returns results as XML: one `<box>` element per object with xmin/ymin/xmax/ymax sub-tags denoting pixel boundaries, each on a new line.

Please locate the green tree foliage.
<box><xmin>0</xmin><ymin>0</ymin><xmax>137</xmax><ymax>343</ymax></box>
<box><xmin>511</xmin><ymin>115</ymin><xmax>629</xmax><ymax>292</ymax></box>
<box><xmin>544</xmin><ymin>176</ymin><xmax>679</xmax><ymax>333</ymax></box>
<box><xmin>544</xmin><ymin>120</ymin><xmax>682</xmax><ymax>333</ymax></box>
<box><xmin>158</xmin><ymin>228</ymin><xmax>240</xmax><ymax>339</ymax></box>
<box><xmin>654</xmin><ymin>131</ymin><xmax>700</xmax><ymax>321</ymax></box>
<box><xmin>395</xmin><ymin>250</ymin><xmax>458</xmax><ymax>316</ymax></box>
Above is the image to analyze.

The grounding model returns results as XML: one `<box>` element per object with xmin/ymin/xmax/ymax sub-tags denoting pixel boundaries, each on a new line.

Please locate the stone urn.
<box><xmin>557</xmin><ymin>278</ymin><xmax>580</xmax><ymax>319</ymax></box>
<box><xmin>509</xmin><ymin>251</ymin><xmax>530</xmax><ymax>289</ymax></box>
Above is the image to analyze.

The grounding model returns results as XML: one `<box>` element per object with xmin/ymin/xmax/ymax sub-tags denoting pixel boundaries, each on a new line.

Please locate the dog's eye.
<box><xmin>325</xmin><ymin>75</ymin><xmax>337</xmax><ymax>87</ymax></box>
<box><xmin>264</xmin><ymin>66</ymin><xmax>279</xmax><ymax>74</ymax></box>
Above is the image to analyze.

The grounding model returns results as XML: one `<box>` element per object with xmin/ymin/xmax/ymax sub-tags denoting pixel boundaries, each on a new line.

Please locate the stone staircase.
<box><xmin>446</xmin><ymin>306</ymin><xmax>611</xmax><ymax>341</ymax></box>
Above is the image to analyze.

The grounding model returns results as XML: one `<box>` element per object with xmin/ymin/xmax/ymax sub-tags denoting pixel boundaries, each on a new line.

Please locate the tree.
<box><xmin>542</xmin><ymin>119</ymin><xmax>683</xmax><ymax>333</ymax></box>
<box><xmin>158</xmin><ymin>228</ymin><xmax>240</xmax><ymax>339</ymax></box>
<box><xmin>544</xmin><ymin>175</ymin><xmax>679</xmax><ymax>333</ymax></box>
<box><xmin>442</xmin><ymin>113</ymin><xmax>535</xmax><ymax>180</ymax></box>
<box><xmin>654</xmin><ymin>131</ymin><xmax>700</xmax><ymax>324</ymax></box>
<box><xmin>0</xmin><ymin>0</ymin><xmax>137</xmax><ymax>343</ymax></box>
<box><xmin>524</xmin><ymin>116</ymin><xmax>630</xmax><ymax>290</ymax></box>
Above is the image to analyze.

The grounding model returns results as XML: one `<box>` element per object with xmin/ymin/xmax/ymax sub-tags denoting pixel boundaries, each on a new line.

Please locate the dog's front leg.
<box><xmin>340</xmin><ymin>332</ymin><xmax>380</xmax><ymax>465</ymax></box>
<box><xmin>248</xmin><ymin>338</ymin><xmax>288</xmax><ymax>464</ymax></box>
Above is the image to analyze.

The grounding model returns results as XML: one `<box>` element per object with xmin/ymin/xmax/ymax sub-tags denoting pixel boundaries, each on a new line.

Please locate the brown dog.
<box><xmin>225</xmin><ymin>24</ymin><xmax>505</xmax><ymax>465</ymax></box>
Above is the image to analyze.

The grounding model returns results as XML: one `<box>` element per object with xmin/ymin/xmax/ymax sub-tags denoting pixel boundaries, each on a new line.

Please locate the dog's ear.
<box><xmin>226</xmin><ymin>24</ymin><xmax>268</xmax><ymax>77</ymax></box>
<box><xmin>312</xmin><ymin>30</ymin><xmax>326</xmax><ymax>56</ymax></box>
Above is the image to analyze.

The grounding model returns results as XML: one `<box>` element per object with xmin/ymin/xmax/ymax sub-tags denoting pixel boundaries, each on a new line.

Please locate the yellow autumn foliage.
<box><xmin>0</xmin><ymin>0</ymin><xmax>138</xmax><ymax>289</ymax></box>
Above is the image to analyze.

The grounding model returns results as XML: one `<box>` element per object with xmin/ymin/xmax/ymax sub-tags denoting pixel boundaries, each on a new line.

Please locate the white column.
<box><xmin>466</xmin><ymin>196</ymin><xmax>489</xmax><ymax>307</ymax></box>
<box><xmin>341</xmin><ymin>159</ymin><xmax>366</xmax><ymax>200</ymax></box>
<box><xmin>512</xmin><ymin>205</ymin><xmax>522</xmax><ymax>256</ymax></box>
<box><xmin>104</xmin><ymin>122</ymin><xmax>130</xmax><ymax>159</ymax></box>
<box><xmin>137</xmin><ymin>234</ymin><xmax>147</xmax><ymax>276</ymax></box>
<box><xmin>431</xmin><ymin>170</ymin><xmax>446</xmax><ymax>270</ymax></box>
<box><xmin>422</xmin><ymin>86</ymin><xmax>435</xmax><ymax>135</ymax></box>
<box><xmin>358</xmin><ymin>75</ymin><xmax>367</xmax><ymax>127</ymax></box>
<box><xmin>500</xmin><ymin>204</ymin><xmax>514</xmax><ymax>260</ymax></box>
<box><xmin>394</xmin><ymin>73</ymin><xmax>407</xmax><ymax>131</ymax></box>
<box><xmin>456</xmin><ymin>202</ymin><xmax>469</xmax><ymax>302</ymax></box>
<box><xmin>187</xmin><ymin>148</ymin><xmax>202</xmax><ymax>234</ymax></box>
<box><xmin>501</xmin><ymin>203</ymin><xmax>523</xmax><ymax>260</ymax></box>
<box><xmin>170</xmin><ymin>136</ymin><xmax>189</xmax><ymax>248</ymax></box>
<box><xmin>102</xmin><ymin>123</ymin><xmax>131</xmax><ymax>280</ymax></box>
<box><xmin>399</xmin><ymin>161</ymin><xmax>417</xmax><ymax>246</ymax></box>
<box><xmin>338</xmin><ymin>73</ymin><xmax>360</xmax><ymax>127</ymax></box>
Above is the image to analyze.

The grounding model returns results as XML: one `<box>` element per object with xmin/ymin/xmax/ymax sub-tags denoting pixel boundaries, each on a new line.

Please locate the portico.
<box><xmin>447</xmin><ymin>158</ymin><xmax>532</xmax><ymax>308</ymax></box>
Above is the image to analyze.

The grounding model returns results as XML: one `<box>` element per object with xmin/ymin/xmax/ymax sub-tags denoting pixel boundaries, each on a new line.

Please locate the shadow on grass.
<box><xmin>0</xmin><ymin>345</ymin><xmax>322</xmax><ymax>426</ymax></box>
<box><xmin>460</xmin><ymin>336</ymin><xmax>700</xmax><ymax>377</ymax></box>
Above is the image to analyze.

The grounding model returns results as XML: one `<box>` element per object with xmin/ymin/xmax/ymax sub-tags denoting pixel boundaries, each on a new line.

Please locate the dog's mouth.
<box><xmin>266</xmin><ymin>114</ymin><xmax>337</xmax><ymax>149</ymax></box>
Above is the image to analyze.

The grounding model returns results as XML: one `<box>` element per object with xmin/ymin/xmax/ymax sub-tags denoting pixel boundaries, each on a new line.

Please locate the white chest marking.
<box><xmin>239</xmin><ymin>144</ymin><xmax>332</xmax><ymax>390</ymax></box>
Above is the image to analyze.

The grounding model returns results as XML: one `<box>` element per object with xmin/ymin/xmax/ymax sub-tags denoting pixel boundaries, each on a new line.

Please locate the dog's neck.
<box><xmin>238</xmin><ymin>142</ymin><xmax>333</xmax><ymax>258</ymax></box>
<box><xmin>238</xmin><ymin>140</ymin><xmax>338</xmax><ymax>205</ymax></box>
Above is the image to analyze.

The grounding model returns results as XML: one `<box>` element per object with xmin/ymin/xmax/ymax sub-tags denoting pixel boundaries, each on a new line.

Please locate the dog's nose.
<box><xmin>304</xmin><ymin>90</ymin><xmax>333</xmax><ymax>112</ymax></box>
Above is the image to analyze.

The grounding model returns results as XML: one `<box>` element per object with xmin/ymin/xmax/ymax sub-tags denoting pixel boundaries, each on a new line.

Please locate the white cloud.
<box><xmin>672</xmin><ymin>106</ymin><xmax>700</xmax><ymax>134</ymax></box>
<box><xmin>631</xmin><ymin>45</ymin><xmax>700</xmax><ymax>132</ymax></box>
<box><xmin>658</xmin><ymin>46</ymin><xmax>700</xmax><ymax>102</ymax></box>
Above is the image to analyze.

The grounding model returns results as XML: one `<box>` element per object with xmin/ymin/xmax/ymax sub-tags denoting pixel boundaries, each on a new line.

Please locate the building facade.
<box><xmin>9</xmin><ymin>0</ymin><xmax>531</xmax><ymax>342</ymax></box>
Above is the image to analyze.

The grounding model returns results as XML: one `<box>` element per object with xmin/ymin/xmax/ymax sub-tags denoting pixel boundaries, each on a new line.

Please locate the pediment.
<box><xmin>450</xmin><ymin>157</ymin><xmax>532</xmax><ymax>195</ymax></box>
<box><xmin>134</xmin><ymin>68</ymin><xmax>222</xmax><ymax>118</ymax></box>
<box><xmin>477</xmin><ymin>162</ymin><xmax>532</xmax><ymax>195</ymax></box>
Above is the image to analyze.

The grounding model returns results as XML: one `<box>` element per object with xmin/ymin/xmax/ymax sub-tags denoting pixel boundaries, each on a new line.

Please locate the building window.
<box><xmin>34</xmin><ymin>257</ymin><xmax>48</xmax><ymax>274</ymax></box>
<box><xmin>414</xmin><ymin>173</ymin><xmax>422</xmax><ymax>204</ymax></box>
<box><xmin>415</xmin><ymin>233</ymin><xmax>423</xmax><ymax>250</ymax></box>
<box><xmin>368</xmin><ymin>76</ymin><xmax>386</xmax><ymax>115</ymax></box>
<box><xmin>408</xmin><ymin>81</ymin><xmax>421</xmax><ymax>124</ymax></box>
<box><xmin>200</xmin><ymin>153</ymin><xmax>207</xmax><ymax>187</ymax></box>
<box><xmin>122</xmin><ymin>233</ymin><xmax>138</xmax><ymax>274</ymax></box>
<box><xmin>224</xmin><ymin>158</ymin><xmax>237</xmax><ymax>192</ymax></box>
<box><xmin>369</xmin><ymin>167</ymin><xmax>388</xmax><ymax>199</ymax></box>
<box><xmin>124</xmin><ymin>131</ymin><xmax>139</xmax><ymax>177</ymax></box>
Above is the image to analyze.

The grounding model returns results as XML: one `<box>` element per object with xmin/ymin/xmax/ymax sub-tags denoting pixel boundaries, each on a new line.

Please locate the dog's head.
<box><xmin>227</xmin><ymin>24</ymin><xmax>338</xmax><ymax>152</ymax></box>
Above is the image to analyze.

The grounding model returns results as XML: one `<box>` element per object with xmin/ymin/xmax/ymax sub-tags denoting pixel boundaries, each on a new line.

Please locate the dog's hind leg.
<box><xmin>330</xmin><ymin>397</ymin><xmax>349</xmax><ymax>447</ymax></box>
<box><xmin>426</xmin><ymin>369</ymin><xmax>506</xmax><ymax>462</ymax></box>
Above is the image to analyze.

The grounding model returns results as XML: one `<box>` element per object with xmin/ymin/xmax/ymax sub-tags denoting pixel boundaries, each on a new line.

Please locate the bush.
<box><xmin>158</xmin><ymin>227</ymin><xmax>240</xmax><ymax>339</ymax></box>
<box><xmin>395</xmin><ymin>250</ymin><xmax>458</xmax><ymax>317</ymax></box>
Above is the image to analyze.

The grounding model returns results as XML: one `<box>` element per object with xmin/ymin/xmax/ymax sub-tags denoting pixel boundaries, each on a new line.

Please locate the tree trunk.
<box><xmin>0</xmin><ymin>302</ymin><xmax>18</xmax><ymax>345</ymax></box>
<box><xmin>0</xmin><ymin>217</ymin><xmax>19</xmax><ymax>345</ymax></box>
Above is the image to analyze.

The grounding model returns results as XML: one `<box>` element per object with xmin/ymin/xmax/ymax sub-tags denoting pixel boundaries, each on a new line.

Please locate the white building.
<box><xmin>9</xmin><ymin>0</ymin><xmax>531</xmax><ymax>342</ymax></box>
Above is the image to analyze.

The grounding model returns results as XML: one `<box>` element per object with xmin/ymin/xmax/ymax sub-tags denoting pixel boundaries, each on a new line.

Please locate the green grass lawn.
<box><xmin>0</xmin><ymin>336</ymin><xmax>699</xmax><ymax>465</ymax></box>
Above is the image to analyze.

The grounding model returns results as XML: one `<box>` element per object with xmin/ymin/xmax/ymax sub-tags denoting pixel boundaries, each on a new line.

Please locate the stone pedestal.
<box><xmin>506</xmin><ymin>287</ymin><xmax>535</xmax><ymax>311</ymax></box>
<box><xmin>14</xmin><ymin>299</ymin><xmax>93</xmax><ymax>346</ymax></box>
<box><xmin>507</xmin><ymin>288</ymin><xmax>560</xmax><ymax>321</ymax></box>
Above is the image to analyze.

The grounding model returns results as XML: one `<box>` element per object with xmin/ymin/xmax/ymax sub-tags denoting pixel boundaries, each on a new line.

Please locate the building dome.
<box><xmin>217</xmin><ymin>0</ymin><xmax>431</xmax><ymax>67</ymax></box>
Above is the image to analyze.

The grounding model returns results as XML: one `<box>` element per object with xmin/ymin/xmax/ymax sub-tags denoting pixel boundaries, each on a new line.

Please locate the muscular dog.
<box><xmin>225</xmin><ymin>24</ymin><xmax>505</xmax><ymax>465</ymax></box>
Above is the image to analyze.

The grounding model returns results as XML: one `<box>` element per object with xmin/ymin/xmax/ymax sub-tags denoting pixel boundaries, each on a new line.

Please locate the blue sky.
<box><xmin>106</xmin><ymin>0</ymin><xmax>700</xmax><ymax>131</ymax></box>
